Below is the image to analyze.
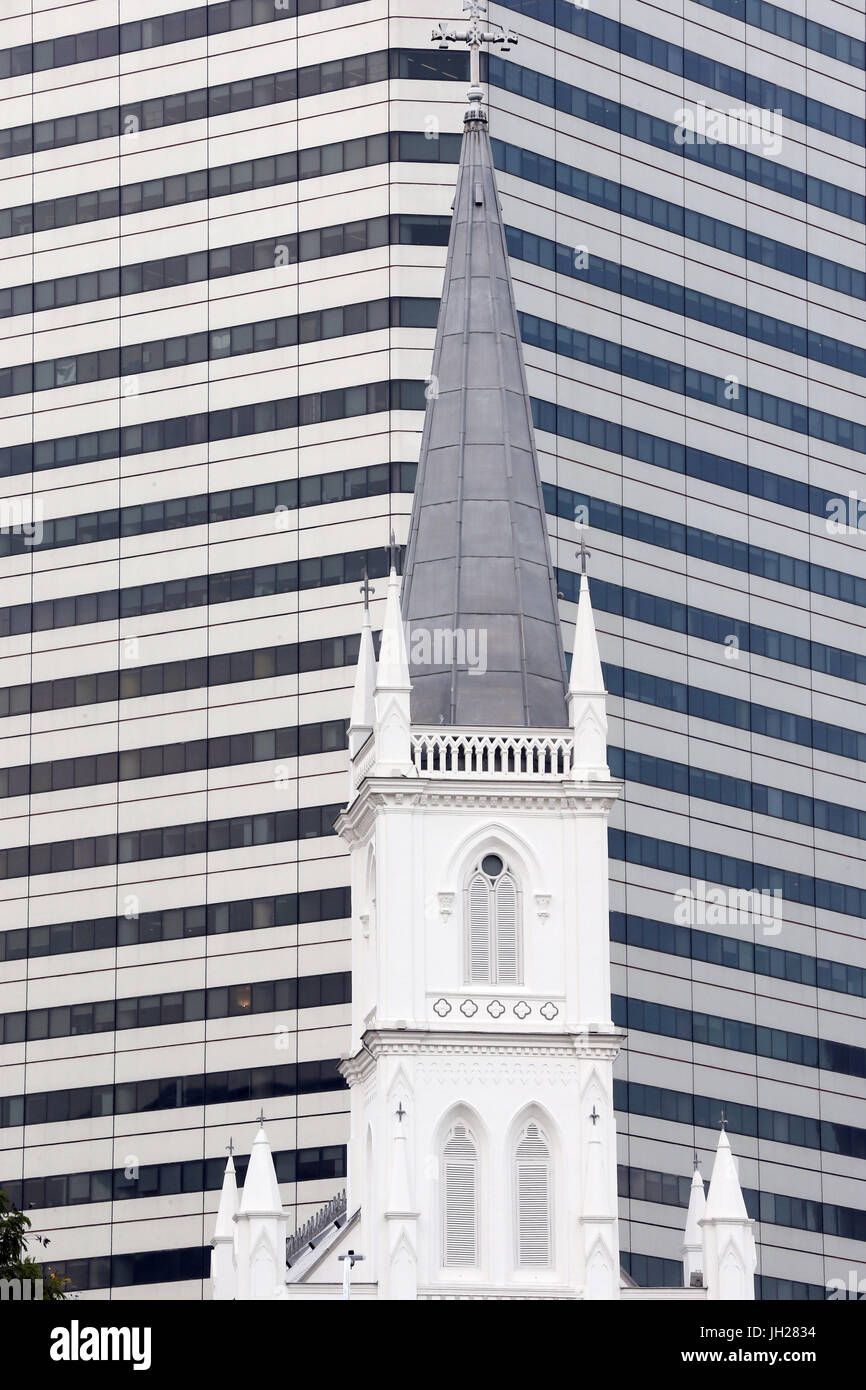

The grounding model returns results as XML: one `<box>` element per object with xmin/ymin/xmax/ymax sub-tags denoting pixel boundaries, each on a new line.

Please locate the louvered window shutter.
<box><xmin>494</xmin><ymin>874</ymin><xmax>519</xmax><ymax>984</ymax></box>
<box><xmin>467</xmin><ymin>873</ymin><xmax>491</xmax><ymax>983</ymax></box>
<box><xmin>443</xmin><ymin>1125</ymin><xmax>478</xmax><ymax>1267</ymax></box>
<box><xmin>516</xmin><ymin>1124</ymin><xmax>551</xmax><ymax>1267</ymax></box>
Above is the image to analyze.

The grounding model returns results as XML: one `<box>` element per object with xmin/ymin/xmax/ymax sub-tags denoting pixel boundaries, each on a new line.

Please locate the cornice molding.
<box><xmin>339</xmin><ymin>1026</ymin><xmax>625</xmax><ymax>1085</ymax></box>
<box><xmin>336</xmin><ymin>776</ymin><xmax>622</xmax><ymax>843</ymax></box>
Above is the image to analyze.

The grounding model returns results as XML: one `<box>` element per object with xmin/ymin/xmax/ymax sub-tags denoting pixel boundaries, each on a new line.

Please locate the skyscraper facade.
<box><xmin>0</xmin><ymin>0</ymin><xmax>863</xmax><ymax>1299</ymax></box>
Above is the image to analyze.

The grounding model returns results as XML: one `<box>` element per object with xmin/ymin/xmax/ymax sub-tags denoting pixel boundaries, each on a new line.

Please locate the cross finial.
<box><xmin>693</xmin><ymin>1149</ymin><xmax>700</xmax><ymax>1171</ymax></box>
<box><xmin>256</xmin><ymin>1108</ymin><xmax>266</xmax><ymax>1127</ymax></box>
<box><xmin>395</xmin><ymin>1102</ymin><xmax>406</xmax><ymax>1123</ymax></box>
<box><xmin>432</xmin><ymin>1</ymin><xmax>518</xmax><ymax>112</ymax></box>
<box><xmin>719</xmin><ymin>1108</ymin><xmax>727</xmax><ymax>1131</ymax></box>
<box><xmin>360</xmin><ymin>567</ymin><xmax>374</xmax><ymax>611</ymax></box>
<box><xmin>226</xmin><ymin>1137</ymin><xmax>234</xmax><ymax>1156</ymax></box>
<box><xmin>386</xmin><ymin>529</ymin><xmax>401</xmax><ymax>572</ymax></box>
<box><xmin>575</xmin><ymin>533</ymin><xmax>592</xmax><ymax>575</ymax></box>
<box><xmin>589</xmin><ymin>1105</ymin><xmax>600</xmax><ymax>1126</ymax></box>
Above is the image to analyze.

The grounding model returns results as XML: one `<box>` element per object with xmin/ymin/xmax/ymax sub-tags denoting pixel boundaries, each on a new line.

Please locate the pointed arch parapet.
<box><xmin>411</xmin><ymin>729</ymin><xmax>574</xmax><ymax>779</ymax></box>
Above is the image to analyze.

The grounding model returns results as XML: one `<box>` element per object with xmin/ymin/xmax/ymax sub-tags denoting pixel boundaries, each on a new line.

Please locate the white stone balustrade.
<box><xmin>411</xmin><ymin>731</ymin><xmax>573</xmax><ymax>778</ymax></box>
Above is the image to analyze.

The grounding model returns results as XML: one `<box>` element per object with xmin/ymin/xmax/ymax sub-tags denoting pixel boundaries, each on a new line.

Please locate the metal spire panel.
<box><xmin>401</xmin><ymin>17</ymin><xmax>569</xmax><ymax>729</ymax></box>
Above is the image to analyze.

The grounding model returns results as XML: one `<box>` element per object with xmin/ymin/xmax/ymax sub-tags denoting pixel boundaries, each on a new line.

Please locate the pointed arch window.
<box><xmin>465</xmin><ymin>853</ymin><xmax>521</xmax><ymax>985</ymax></box>
<box><xmin>442</xmin><ymin>1122</ymin><xmax>478</xmax><ymax>1268</ymax></box>
<box><xmin>515</xmin><ymin>1121</ymin><xmax>552</xmax><ymax>1268</ymax></box>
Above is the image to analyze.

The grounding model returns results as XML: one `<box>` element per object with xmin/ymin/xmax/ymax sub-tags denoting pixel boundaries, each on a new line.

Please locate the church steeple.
<box><xmin>401</xmin><ymin>8</ymin><xmax>568</xmax><ymax>730</ymax></box>
<box><xmin>329</xmin><ymin>9</ymin><xmax>625</xmax><ymax>1303</ymax></box>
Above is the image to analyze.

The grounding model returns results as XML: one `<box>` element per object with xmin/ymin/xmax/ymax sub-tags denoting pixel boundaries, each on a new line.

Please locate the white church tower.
<box><xmin>332</xmin><ymin>17</ymin><xmax>623</xmax><ymax>1296</ymax></box>
<box><xmin>209</xmin><ymin>5</ymin><xmax>757</xmax><ymax>1302</ymax></box>
<box><xmin>335</xmin><ymin>557</ymin><xmax>623</xmax><ymax>1298</ymax></box>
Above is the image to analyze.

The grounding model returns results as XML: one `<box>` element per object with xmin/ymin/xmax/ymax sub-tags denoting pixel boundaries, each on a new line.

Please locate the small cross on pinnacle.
<box><xmin>226</xmin><ymin>1137</ymin><xmax>234</xmax><ymax>1156</ymax></box>
<box><xmin>359</xmin><ymin>568</ymin><xmax>374</xmax><ymax>611</ymax></box>
<box><xmin>719</xmin><ymin>1109</ymin><xmax>728</xmax><ymax>1131</ymax></box>
<box><xmin>396</xmin><ymin>1103</ymin><xmax>406</xmax><ymax>1123</ymax></box>
<box><xmin>386</xmin><ymin>529</ymin><xmax>401</xmax><ymax>572</ymax></box>
<box><xmin>589</xmin><ymin>1105</ymin><xmax>600</xmax><ymax>1126</ymax></box>
<box><xmin>576</xmin><ymin>534</ymin><xmax>592</xmax><ymax>575</ymax></box>
<box><xmin>256</xmin><ymin>1108</ymin><xmax>266</xmax><ymax>1127</ymax></box>
<box><xmin>693</xmin><ymin>1150</ymin><xmax>700</xmax><ymax>1171</ymax></box>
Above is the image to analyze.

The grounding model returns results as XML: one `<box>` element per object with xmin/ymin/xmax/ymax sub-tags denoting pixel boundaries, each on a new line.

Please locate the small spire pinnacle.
<box><xmin>349</xmin><ymin>569</ymin><xmax>378</xmax><ymax>767</ymax></box>
<box><xmin>568</xmin><ymin>546</ymin><xmax>605</xmax><ymax>703</ymax></box>
<box><xmin>681</xmin><ymin>1163</ymin><xmax>706</xmax><ymax>1288</ymax></box>
<box><xmin>567</xmin><ymin>539</ymin><xmax>609</xmax><ymax>778</ymax></box>
<box><xmin>239</xmin><ymin>1120</ymin><xmax>283</xmax><ymax>1216</ymax></box>
<box><xmin>210</xmin><ymin>1144</ymin><xmax>240</xmax><ymax>1299</ymax></box>
<box><xmin>376</xmin><ymin>558</ymin><xmax>411</xmax><ymax>694</ymax></box>
<box><xmin>213</xmin><ymin>1149</ymin><xmax>239</xmax><ymax>1241</ymax></box>
<box><xmin>701</xmin><ymin>1128</ymin><xmax>757</xmax><ymax>1299</ymax></box>
<box><xmin>374</xmin><ymin>551</ymin><xmax>414</xmax><ymax>772</ymax></box>
<box><xmin>704</xmin><ymin>1126</ymin><xmax>748</xmax><ymax>1221</ymax></box>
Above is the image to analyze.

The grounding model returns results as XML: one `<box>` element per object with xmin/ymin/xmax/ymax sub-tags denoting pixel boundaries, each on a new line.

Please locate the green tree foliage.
<box><xmin>0</xmin><ymin>1188</ymin><xmax>70</xmax><ymax>1300</ymax></box>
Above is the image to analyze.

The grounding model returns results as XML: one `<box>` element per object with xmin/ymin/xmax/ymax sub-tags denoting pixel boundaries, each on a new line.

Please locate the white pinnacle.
<box><xmin>682</xmin><ymin>1164</ymin><xmax>706</xmax><ymax>1286</ymax></box>
<box><xmin>214</xmin><ymin>1153</ymin><xmax>239</xmax><ymax>1239</ymax></box>
<box><xmin>239</xmin><ymin>1125</ymin><xmax>283</xmax><ymax>1216</ymax></box>
<box><xmin>568</xmin><ymin>572</ymin><xmax>605</xmax><ymax>700</ymax></box>
<box><xmin>375</xmin><ymin>565</ymin><xmax>411</xmax><ymax>697</ymax></box>
<box><xmin>568</xmin><ymin>568</ymin><xmax>609</xmax><ymax>779</ymax></box>
<box><xmin>685</xmin><ymin>1165</ymin><xmax>707</xmax><ymax>1245</ymax></box>
<box><xmin>349</xmin><ymin>593</ymin><xmax>376</xmax><ymax>759</ymax></box>
<box><xmin>704</xmin><ymin>1128</ymin><xmax>749</xmax><ymax>1221</ymax></box>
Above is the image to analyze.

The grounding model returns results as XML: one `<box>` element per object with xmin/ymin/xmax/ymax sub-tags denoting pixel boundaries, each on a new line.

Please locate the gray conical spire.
<box><xmin>401</xmin><ymin>96</ymin><xmax>568</xmax><ymax>730</ymax></box>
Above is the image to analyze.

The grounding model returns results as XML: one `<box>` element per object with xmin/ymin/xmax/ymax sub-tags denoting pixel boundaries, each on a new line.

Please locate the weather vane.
<box><xmin>433</xmin><ymin>1</ymin><xmax>518</xmax><ymax>111</ymax></box>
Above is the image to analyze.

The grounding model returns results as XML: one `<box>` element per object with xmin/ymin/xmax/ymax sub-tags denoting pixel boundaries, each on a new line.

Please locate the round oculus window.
<box><xmin>481</xmin><ymin>854</ymin><xmax>503</xmax><ymax>879</ymax></box>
